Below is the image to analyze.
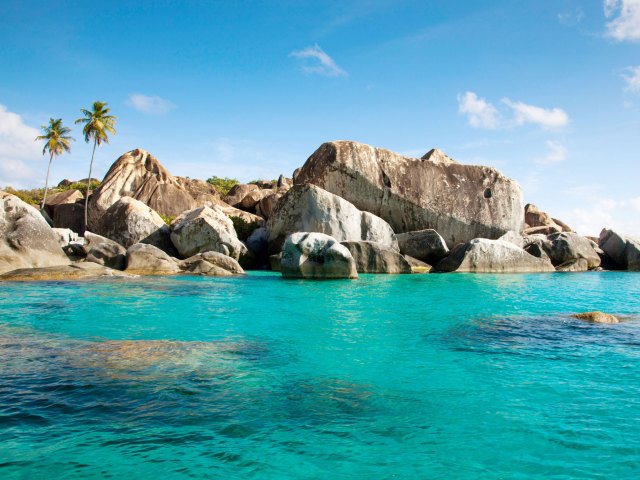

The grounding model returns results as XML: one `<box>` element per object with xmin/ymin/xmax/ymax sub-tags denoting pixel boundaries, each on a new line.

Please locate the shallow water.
<box><xmin>1</xmin><ymin>272</ymin><xmax>639</xmax><ymax>479</ymax></box>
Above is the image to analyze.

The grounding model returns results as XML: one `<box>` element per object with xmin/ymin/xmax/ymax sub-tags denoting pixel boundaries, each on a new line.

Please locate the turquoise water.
<box><xmin>1</xmin><ymin>272</ymin><xmax>639</xmax><ymax>479</ymax></box>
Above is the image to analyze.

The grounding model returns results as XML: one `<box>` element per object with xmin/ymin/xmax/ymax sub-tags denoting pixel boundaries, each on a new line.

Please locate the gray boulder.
<box><xmin>0</xmin><ymin>191</ymin><xmax>70</xmax><ymax>274</ymax></box>
<box><xmin>179</xmin><ymin>251</ymin><xmax>245</xmax><ymax>276</ymax></box>
<box><xmin>341</xmin><ymin>241</ymin><xmax>412</xmax><ymax>274</ymax></box>
<box><xmin>395</xmin><ymin>229</ymin><xmax>449</xmax><ymax>264</ymax></box>
<box><xmin>267</xmin><ymin>184</ymin><xmax>398</xmax><ymax>254</ymax></box>
<box><xmin>170</xmin><ymin>206</ymin><xmax>248</xmax><ymax>260</ymax></box>
<box><xmin>542</xmin><ymin>232</ymin><xmax>601</xmax><ymax>269</ymax></box>
<box><xmin>52</xmin><ymin>228</ymin><xmax>79</xmax><ymax>247</ymax></box>
<box><xmin>294</xmin><ymin>141</ymin><xmax>524</xmax><ymax>247</ymax></box>
<box><xmin>281</xmin><ymin>232</ymin><xmax>358</xmax><ymax>279</ymax></box>
<box><xmin>84</xmin><ymin>233</ymin><xmax>127</xmax><ymax>270</ymax></box>
<box><xmin>224</xmin><ymin>184</ymin><xmax>259</xmax><ymax>208</ymax></box>
<box><xmin>435</xmin><ymin>238</ymin><xmax>555</xmax><ymax>273</ymax></box>
<box><xmin>125</xmin><ymin>243</ymin><xmax>180</xmax><ymax>275</ymax></box>
<box><xmin>599</xmin><ymin>229</ymin><xmax>640</xmax><ymax>271</ymax></box>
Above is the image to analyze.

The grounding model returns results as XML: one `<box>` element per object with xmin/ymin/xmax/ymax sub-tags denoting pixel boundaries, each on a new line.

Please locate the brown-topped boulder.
<box><xmin>179</xmin><ymin>251</ymin><xmax>245</xmax><ymax>276</ymax></box>
<box><xmin>599</xmin><ymin>229</ymin><xmax>640</xmax><ymax>271</ymax></box>
<box><xmin>524</xmin><ymin>204</ymin><xmax>572</xmax><ymax>235</ymax></box>
<box><xmin>435</xmin><ymin>238</ymin><xmax>555</xmax><ymax>273</ymax></box>
<box><xmin>224</xmin><ymin>184</ymin><xmax>259</xmax><ymax>208</ymax></box>
<box><xmin>95</xmin><ymin>196</ymin><xmax>174</xmax><ymax>253</ymax></box>
<box><xmin>267</xmin><ymin>184</ymin><xmax>398</xmax><ymax>254</ymax></box>
<box><xmin>53</xmin><ymin>202</ymin><xmax>85</xmax><ymax>234</ymax></box>
<box><xmin>341</xmin><ymin>241</ymin><xmax>412</xmax><ymax>274</ymax></box>
<box><xmin>281</xmin><ymin>232</ymin><xmax>358</xmax><ymax>279</ymax></box>
<box><xmin>43</xmin><ymin>189</ymin><xmax>83</xmax><ymax>217</ymax></box>
<box><xmin>572</xmin><ymin>311</ymin><xmax>619</xmax><ymax>324</ymax></box>
<box><xmin>125</xmin><ymin>243</ymin><xmax>180</xmax><ymax>275</ymax></box>
<box><xmin>88</xmin><ymin>149</ymin><xmax>200</xmax><ymax>229</ymax></box>
<box><xmin>257</xmin><ymin>191</ymin><xmax>285</xmax><ymax>219</ymax></box>
<box><xmin>241</xmin><ymin>188</ymin><xmax>274</xmax><ymax>210</ymax></box>
<box><xmin>0</xmin><ymin>191</ymin><xmax>70</xmax><ymax>274</ymax></box>
<box><xmin>174</xmin><ymin>177</ymin><xmax>220</xmax><ymax>206</ymax></box>
<box><xmin>294</xmin><ymin>141</ymin><xmax>524</xmax><ymax>247</ymax></box>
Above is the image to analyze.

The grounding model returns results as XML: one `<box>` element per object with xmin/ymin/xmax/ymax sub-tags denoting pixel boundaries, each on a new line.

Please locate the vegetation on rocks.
<box><xmin>230</xmin><ymin>215</ymin><xmax>260</xmax><ymax>241</ymax></box>
<box><xmin>2</xmin><ymin>181</ymin><xmax>101</xmax><ymax>206</ymax></box>
<box><xmin>206</xmin><ymin>176</ymin><xmax>239</xmax><ymax>195</ymax></box>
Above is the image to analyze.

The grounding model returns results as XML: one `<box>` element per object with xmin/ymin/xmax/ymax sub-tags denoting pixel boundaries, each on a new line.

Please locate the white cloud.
<box><xmin>127</xmin><ymin>94</ymin><xmax>176</xmax><ymax>115</ymax></box>
<box><xmin>537</xmin><ymin>140</ymin><xmax>568</xmax><ymax>164</ymax></box>
<box><xmin>604</xmin><ymin>0</ymin><xmax>640</xmax><ymax>41</ymax></box>
<box><xmin>622</xmin><ymin>65</ymin><xmax>640</xmax><ymax>93</ymax></box>
<box><xmin>0</xmin><ymin>104</ymin><xmax>41</xmax><ymax>187</ymax></box>
<box><xmin>457</xmin><ymin>91</ymin><xmax>501</xmax><ymax>129</ymax></box>
<box><xmin>558</xmin><ymin>8</ymin><xmax>584</xmax><ymax>26</ymax></box>
<box><xmin>502</xmin><ymin>98</ymin><xmax>569</xmax><ymax>129</ymax></box>
<box><xmin>289</xmin><ymin>44</ymin><xmax>348</xmax><ymax>77</ymax></box>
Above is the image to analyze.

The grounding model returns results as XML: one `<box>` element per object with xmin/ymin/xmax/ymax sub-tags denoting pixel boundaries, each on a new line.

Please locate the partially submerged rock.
<box><xmin>435</xmin><ymin>238</ymin><xmax>555</xmax><ymax>273</ymax></box>
<box><xmin>543</xmin><ymin>232</ymin><xmax>601</xmax><ymax>270</ymax></box>
<box><xmin>0</xmin><ymin>191</ymin><xmax>70</xmax><ymax>274</ymax></box>
<box><xmin>572</xmin><ymin>311</ymin><xmax>619</xmax><ymax>324</ymax></box>
<box><xmin>294</xmin><ymin>141</ymin><xmax>524</xmax><ymax>246</ymax></box>
<box><xmin>125</xmin><ymin>243</ymin><xmax>180</xmax><ymax>275</ymax></box>
<box><xmin>395</xmin><ymin>229</ymin><xmax>449</xmax><ymax>264</ymax></box>
<box><xmin>556</xmin><ymin>258</ymin><xmax>589</xmax><ymax>272</ymax></box>
<box><xmin>341</xmin><ymin>241</ymin><xmax>412</xmax><ymax>274</ymax></box>
<box><xmin>599</xmin><ymin>229</ymin><xmax>640</xmax><ymax>271</ymax></box>
<box><xmin>404</xmin><ymin>255</ymin><xmax>432</xmax><ymax>273</ymax></box>
<box><xmin>281</xmin><ymin>232</ymin><xmax>358</xmax><ymax>279</ymax></box>
<box><xmin>179</xmin><ymin>251</ymin><xmax>245</xmax><ymax>276</ymax></box>
<box><xmin>85</xmin><ymin>233</ymin><xmax>127</xmax><ymax>270</ymax></box>
<box><xmin>267</xmin><ymin>184</ymin><xmax>398</xmax><ymax>254</ymax></box>
<box><xmin>0</xmin><ymin>262</ymin><xmax>134</xmax><ymax>281</ymax></box>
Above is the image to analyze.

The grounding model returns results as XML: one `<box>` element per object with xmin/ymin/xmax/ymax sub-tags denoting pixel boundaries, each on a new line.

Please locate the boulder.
<box><xmin>294</xmin><ymin>141</ymin><xmax>524</xmax><ymax>246</ymax></box>
<box><xmin>281</xmin><ymin>232</ymin><xmax>358</xmax><ymax>279</ymax></box>
<box><xmin>43</xmin><ymin>189</ymin><xmax>83</xmax><ymax>217</ymax></box>
<box><xmin>542</xmin><ymin>232</ymin><xmax>600</xmax><ymax>269</ymax></box>
<box><xmin>0</xmin><ymin>191</ymin><xmax>70</xmax><ymax>274</ymax></box>
<box><xmin>95</xmin><ymin>196</ymin><xmax>174</xmax><ymax>253</ymax></box>
<box><xmin>174</xmin><ymin>177</ymin><xmax>220</xmax><ymax>206</ymax></box>
<box><xmin>241</xmin><ymin>226</ymin><xmax>269</xmax><ymax>269</ymax></box>
<box><xmin>395</xmin><ymin>229</ymin><xmax>449</xmax><ymax>264</ymax></box>
<box><xmin>341</xmin><ymin>241</ymin><xmax>412</xmax><ymax>274</ymax></box>
<box><xmin>53</xmin><ymin>202</ymin><xmax>85</xmax><ymax>234</ymax></box>
<box><xmin>241</xmin><ymin>188</ymin><xmax>273</xmax><ymax>210</ymax></box>
<box><xmin>599</xmin><ymin>229</ymin><xmax>640</xmax><ymax>271</ymax></box>
<box><xmin>256</xmin><ymin>191</ymin><xmax>285</xmax><ymax>219</ymax></box>
<box><xmin>125</xmin><ymin>243</ymin><xmax>180</xmax><ymax>275</ymax></box>
<box><xmin>0</xmin><ymin>262</ymin><xmax>133</xmax><ymax>281</ymax></box>
<box><xmin>572</xmin><ymin>311</ymin><xmax>619</xmax><ymax>324</ymax></box>
<box><xmin>51</xmin><ymin>228</ymin><xmax>79</xmax><ymax>247</ymax></box>
<box><xmin>267</xmin><ymin>184</ymin><xmax>398</xmax><ymax>254</ymax></box>
<box><xmin>435</xmin><ymin>238</ymin><xmax>556</xmax><ymax>273</ymax></box>
<box><xmin>224</xmin><ymin>184</ymin><xmax>259</xmax><ymax>208</ymax></box>
<box><xmin>524</xmin><ymin>204</ymin><xmax>572</xmax><ymax>233</ymax></box>
<box><xmin>88</xmin><ymin>149</ymin><xmax>200</xmax><ymax>229</ymax></box>
<box><xmin>179</xmin><ymin>251</ymin><xmax>245</xmax><ymax>276</ymax></box>
<box><xmin>170</xmin><ymin>206</ymin><xmax>248</xmax><ymax>260</ymax></box>
<box><xmin>556</xmin><ymin>258</ymin><xmax>589</xmax><ymax>272</ymax></box>
<box><xmin>85</xmin><ymin>235</ymin><xmax>127</xmax><ymax>270</ymax></box>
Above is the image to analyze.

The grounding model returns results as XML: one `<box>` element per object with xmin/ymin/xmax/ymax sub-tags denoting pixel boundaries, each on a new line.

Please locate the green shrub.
<box><xmin>230</xmin><ymin>216</ymin><xmax>259</xmax><ymax>241</ymax></box>
<box><xmin>159</xmin><ymin>213</ymin><xmax>176</xmax><ymax>226</ymax></box>
<box><xmin>206</xmin><ymin>176</ymin><xmax>239</xmax><ymax>196</ymax></box>
<box><xmin>2</xmin><ymin>180</ymin><xmax>102</xmax><ymax>207</ymax></box>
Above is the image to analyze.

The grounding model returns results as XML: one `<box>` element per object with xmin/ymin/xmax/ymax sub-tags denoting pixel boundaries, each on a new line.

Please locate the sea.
<box><xmin>1</xmin><ymin>271</ymin><xmax>639</xmax><ymax>479</ymax></box>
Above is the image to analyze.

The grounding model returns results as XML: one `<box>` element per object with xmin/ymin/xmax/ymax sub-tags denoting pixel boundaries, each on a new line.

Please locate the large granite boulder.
<box><xmin>257</xmin><ymin>191</ymin><xmax>285</xmax><ymax>219</ymax></box>
<box><xmin>395</xmin><ymin>229</ymin><xmax>449</xmax><ymax>264</ymax></box>
<box><xmin>294</xmin><ymin>141</ymin><xmax>524</xmax><ymax>246</ymax></box>
<box><xmin>542</xmin><ymin>232</ymin><xmax>600</xmax><ymax>269</ymax></box>
<box><xmin>170</xmin><ymin>206</ymin><xmax>247</xmax><ymax>260</ymax></box>
<box><xmin>84</xmin><ymin>232</ymin><xmax>127</xmax><ymax>270</ymax></box>
<box><xmin>0</xmin><ymin>191</ymin><xmax>70</xmax><ymax>274</ymax></box>
<box><xmin>598</xmin><ymin>229</ymin><xmax>640</xmax><ymax>271</ymax></box>
<box><xmin>267</xmin><ymin>184</ymin><xmax>398</xmax><ymax>254</ymax></box>
<box><xmin>572</xmin><ymin>311</ymin><xmax>619</xmax><ymax>324</ymax></box>
<box><xmin>281</xmin><ymin>232</ymin><xmax>358</xmax><ymax>279</ymax></box>
<box><xmin>125</xmin><ymin>243</ymin><xmax>180</xmax><ymax>275</ymax></box>
<box><xmin>174</xmin><ymin>177</ymin><xmax>220</xmax><ymax>206</ymax></box>
<box><xmin>241</xmin><ymin>188</ymin><xmax>273</xmax><ymax>210</ymax></box>
<box><xmin>88</xmin><ymin>149</ymin><xmax>200</xmax><ymax>229</ymax></box>
<box><xmin>0</xmin><ymin>262</ymin><xmax>134</xmax><ymax>281</ymax></box>
<box><xmin>341</xmin><ymin>241</ymin><xmax>412</xmax><ymax>274</ymax></box>
<box><xmin>224</xmin><ymin>184</ymin><xmax>259</xmax><ymax>208</ymax></box>
<box><xmin>44</xmin><ymin>189</ymin><xmax>83</xmax><ymax>217</ymax></box>
<box><xmin>435</xmin><ymin>238</ymin><xmax>555</xmax><ymax>273</ymax></box>
<box><xmin>179</xmin><ymin>251</ymin><xmax>245</xmax><ymax>276</ymax></box>
<box><xmin>51</xmin><ymin>228</ymin><xmax>78</xmax><ymax>247</ymax></box>
<box><xmin>95</xmin><ymin>196</ymin><xmax>174</xmax><ymax>253</ymax></box>
<box><xmin>53</xmin><ymin>202</ymin><xmax>84</xmax><ymax>234</ymax></box>
<box><xmin>524</xmin><ymin>204</ymin><xmax>572</xmax><ymax>235</ymax></box>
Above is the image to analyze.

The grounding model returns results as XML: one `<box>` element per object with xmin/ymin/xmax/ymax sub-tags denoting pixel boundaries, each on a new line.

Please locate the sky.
<box><xmin>0</xmin><ymin>0</ymin><xmax>639</xmax><ymax>236</ymax></box>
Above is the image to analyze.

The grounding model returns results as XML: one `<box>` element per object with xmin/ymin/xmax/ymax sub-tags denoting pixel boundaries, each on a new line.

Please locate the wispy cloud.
<box><xmin>502</xmin><ymin>98</ymin><xmax>569</xmax><ymax>129</ymax></box>
<box><xmin>289</xmin><ymin>44</ymin><xmax>348</xmax><ymax>77</ymax></box>
<box><xmin>537</xmin><ymin>140</ymin><xmax>568</xmax><ymax>164</ymax></box>
<box><xmin>604</xmin><ymin>0</ymin><xmax>640</xmax><ymax>41</ymax></box>
<box><xmin>0</xmin><ymin>104</ymin><xmax>41</xmax><ymax>187</ymax></box>
<box><xmin>457</xmin><ymin>91</ymin><xmax>501</xmax><ymax>129</ymax></box>
<box><xmin>622</xmin><ymin>65</ymin><xmax>640</xmax><ymax>93</ymax></box>
<box><xmin>558</xmin><ymin>8</ymin><xmax>584</xmax><ymax>26</ymax></box>
<box><xmin>127</xmin><ymin>93</ymin><xmax>176</xmax><ymax>115</ymax></box>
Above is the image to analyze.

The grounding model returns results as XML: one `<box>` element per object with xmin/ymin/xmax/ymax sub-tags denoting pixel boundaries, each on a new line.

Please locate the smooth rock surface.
<box><xmin>170</xmin><ymin>206</ymin><xmax>247</xmax><ymax>260</ymax></box>
<box><xmin>294</xmin><ymin>141</ymin><xmax>524</xmax><ymax>246</ymax></box>
<box><xmin>0</xmin><ymin>191</ymin><xmax>70</xmax><ymax>274</ymax></box>
<box><xmin>281</xmin><ymin>232</ymin><xmax>358</xmax><ymax>279</ymax></box>
<box><xmin>125</xmin><ymin>243</ymin><xmax>180</xmax><ymax>275</ymax></box>
<box><xmin>85</xmin><ymin>239</ymin><xmax>127</xmax><ymax>270</ymax></box>
<box><xmin>44</xmin><ymin>189</ymin><xmax>83</xmax><ymax>217</ymax></box>
<box><xmin>435</xmin><ymin>238</ymin><xmax>556</xmax><ymax>273</ymax></box>
<box><xmin>224</xmin><ymin>184</ymin><xmax>259</xmax><ymax>208</ymax></box>
<box><xmin>341</xmin><ymin>241</ymin><xmax>412</xmax><ymax>274</ymax></box>
<box><xmin>524</xmin><ymin>204</ymin><xmax>571</xmax><ymax>234</ymax></box>
<box><xmin>395</xmin><ymin>229</ymin><xmax>449</xmax><ymax>264</ymax></box>
<box><xmin>556</xmin><ymin>258</ymin><xmax>589</xmax><ymax>272</ymax></box>
<box><xmin>0</xmin><ymin>262</ymin><xmax>133</xmax><ymax>281</ymax></box>
<box><xmin>543</xmin><ymin>232</ymin><xmax>601</xmax><ymax>269</ymax></box>
<box><xmin>52</xmin><ymin>228</ymin><xmax>79</xmax><ymax>247</ymax></box>
<box><xmin>267</xmin><ymin>184</ymin><xmax>398</xmax><ymax>254</ymax></box>
<box><xmin>179</xmin><ymin>251</ymin><xmax>245</xmax><ymax>276</ymax></box>
<box><xmin>599</xmin><ymin>229</ymin><xmax>640</xmax><ymax>271</ymax></box>
<box><xmin>572</xmin><ymin>311</ymin><xmax>620</xmax><ymax>324</ymax></box>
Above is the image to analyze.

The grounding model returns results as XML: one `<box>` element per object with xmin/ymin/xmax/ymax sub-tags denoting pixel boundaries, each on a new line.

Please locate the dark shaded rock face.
<box><xmin>599</xmin><ymin>229</ymin><xmax>640</xmax><ymax>271</ymax></box>
<box><xmin>44</xmin><ymin>189</ymin><xmax>83</xmax><ymax>218</ymax></box>
<box><xmin>53</xmin><ymin>202</ymin><xmax>85</xmax><ymax>234</ymax></box>
<box><xmin>341</xmin><ymin>241</ymin><xmax>412</xmax><ymax>274</ymax></box>
<box><xmin>395</xmin><ymin>229</ymin><xmax>449</xmax><ymax>264</ymax></box>
<box><xmin>294</xmin><ymin>141</ymin><xmax>524</xmax><ymax>247</ymax></box>
<box><xmin>543</xmin><ymin>232</ymin><xmax>601</xmax><ymax>270</ymax></box>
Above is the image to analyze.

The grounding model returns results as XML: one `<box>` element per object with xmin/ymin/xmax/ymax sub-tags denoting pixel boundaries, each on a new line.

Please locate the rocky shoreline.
<box><xmin>1</xmin><ymin>140</ymin><xmax>639</xmax><ymax>281</ymax></box>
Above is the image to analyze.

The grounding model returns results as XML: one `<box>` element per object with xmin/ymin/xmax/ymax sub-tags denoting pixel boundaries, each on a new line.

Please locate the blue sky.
<box><xmin>1</xmin><ymin>0</ymin><xmax>639</xmax><ymax>236</ymax></box>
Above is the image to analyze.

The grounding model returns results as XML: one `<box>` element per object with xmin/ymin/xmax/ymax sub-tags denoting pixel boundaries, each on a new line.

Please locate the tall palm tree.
<box><xmin>75</xmin><ymin>101</ymin><xmax>116</xmax><ymax>228</ymax></box>
<box><xmin>35</xmin><ymin>118</ymin><xmax>74</xmax><ymax>211</ymax></box>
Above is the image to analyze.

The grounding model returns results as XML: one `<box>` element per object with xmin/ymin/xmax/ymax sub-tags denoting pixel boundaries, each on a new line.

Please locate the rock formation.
<box><xmin>125</xmin><ymin>243</ymin><xmax>181</xmax><ymax>275</ymax></box>
<box><xmin>0</xmin><ymin>191</ymin><xmax>70</xmax><ymax>274</ymax></box>
<box><xmin>179</xmin><ymin>251</ymin><xmax>245</xmax><ymax>276</ymax></box>
<box><xmin>341</xmin><ymin>241</ymin><xmax>412</xmax><ymax>274</ymax></box>
<box><xmin>395</xmin><ymin>229</ymin><xmax>449</xmax><ymax>264</ymax></box>
<box><xmin>294</xmin><ymin>141</ymin><xmax>524</xmax><ymax>246</ymax></box>
<box><xmin>572</xmin><ymin>311</ymin><xmax>619</xmax><ymax>324</ymax></box>
<box><xmin>599</xmin><ymin>229</ymin><xmax>640</xmax><ymax>271</ymax></box>
<box><xmin>84</xmin><ymin>232</ymin><xmax>127</xmax><ymax>270</ymax></box>
<box><xmin>524</xmin><ymin>204</ymin><xmax>572</xmax><ymax>235</ymax></box>
<box><xmin>281</xmin><ymin>232</ymin><xmax>358</xmax><ymax>279</ymax></box>
<box><xmin>0</xmin><ymin>262</ymin><xmax>133</xmax><ymax>281</ymax></box>
<box><xmin>267</xmin><ymin>184</ymin><xmax>398</xmax><ymax>254</ymax></box>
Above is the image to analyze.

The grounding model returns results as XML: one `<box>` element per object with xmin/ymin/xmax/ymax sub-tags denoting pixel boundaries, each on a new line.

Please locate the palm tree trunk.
<box><xmin>84</xmin><ymin>140</ymin><xmax>97</xmax><ymax>230</ymax></box>
<box><xmin>41</xmin><ymin>152</ymin><xmax>54</xmax><ymax>211</ymax></box>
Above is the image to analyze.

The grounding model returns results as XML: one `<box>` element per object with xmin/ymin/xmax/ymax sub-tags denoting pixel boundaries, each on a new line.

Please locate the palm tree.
<box><xmin>35</xmin><ymin>118</ymin><xmax>74</xmax><ymax>211</ymax></box>
<box><xmin>75</xmin><ymin>101</ymin><xmax>116</xmax><ymax>228</ymax></box>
